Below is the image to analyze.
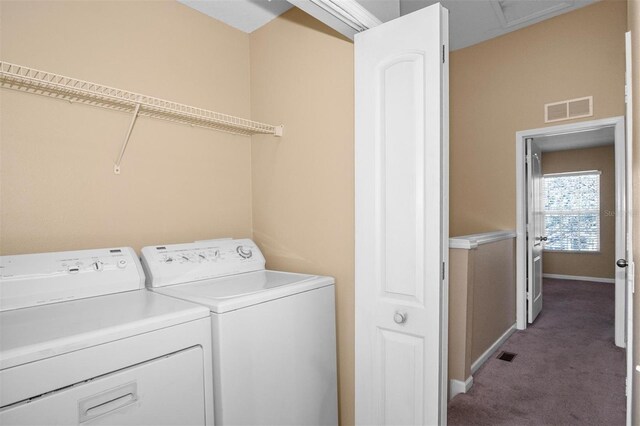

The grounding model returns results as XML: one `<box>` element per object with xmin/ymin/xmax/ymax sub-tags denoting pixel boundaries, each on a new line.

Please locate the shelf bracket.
<box><xmin>114</xmin><ymin>103</ymin><xmax>141</xmax><ymax>175</ymax></box>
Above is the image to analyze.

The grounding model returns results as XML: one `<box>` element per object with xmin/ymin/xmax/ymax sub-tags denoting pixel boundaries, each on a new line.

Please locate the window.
<box><xmin>543</xmin><ymin>170</ymin><xmax>600</xmax><ymax>252</ymax></box>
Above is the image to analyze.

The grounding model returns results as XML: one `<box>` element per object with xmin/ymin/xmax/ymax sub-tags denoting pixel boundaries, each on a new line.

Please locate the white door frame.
<box><xmin>515</xmin><ymin>116</ymin><xmax>626</xmax><ymax>335</ymax></box>
<box><xmin>624</xmin><ymin>31</ymin><xmax>634</xmax><ymax>425</ymax></box>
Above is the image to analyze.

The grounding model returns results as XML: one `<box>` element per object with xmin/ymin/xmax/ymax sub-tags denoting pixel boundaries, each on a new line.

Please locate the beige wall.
<box><xmin>249</xmin><ymin>9</ymin><xmax>355</xmax><ymax>426</ymax></box>
<box><xmin>628</xmin><ymin>0</ymin><xmax>639</xmax><ymax>422</ymax></box>
<box><xmin>470</xmin><ymin>239</ymin><xmax>517</xmax><ymax>362</ymax></box>
<box><xmin>448</xmin><ymin>248</ymin><xmax>474</xmax><ymax>382</ymax></box>
<box><xmin>0</xmin><ymin>1</ymin><xmax>253</xmax><ymax>254</ymax></box>
<box><xmin>541</xmin><ymin>146</ymin><xmax>615</xmax><ymax>278</ymax></box>
<box><xmin>450</xmin><ymin>0</ymin><xmax>627</xmax><ymax>236</ymax></box>
<box><xmin>448</xmin><ymin>237</ymin><xmax>516</xmax><ymax>384</ymax></box>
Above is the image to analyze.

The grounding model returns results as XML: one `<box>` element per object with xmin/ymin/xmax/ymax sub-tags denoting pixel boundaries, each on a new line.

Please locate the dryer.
<box><xmin>141</xmin><ymin>238</ymin><xmax>338</xmax><ymax>426</ymax></box>
<box><xmin>0</xmin><ymin>247</ymin><xmax>214</xmax><ymax>425</ymax></box>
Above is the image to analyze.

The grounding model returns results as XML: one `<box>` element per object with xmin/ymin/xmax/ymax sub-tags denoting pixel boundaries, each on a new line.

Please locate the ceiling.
<box><xmin>534</xmin><ymin>126</ymin><xmax>614</xmax><ymax>153</ymax></box>
<box><xmin>178</xmin><ymin>0</ymin><xmax>293</xmax><ymax>33</ymax></box>
<box><xmin>180</xmin><ymin>0</ymin><xmax>599</xmax><ymax>50</ymax></box>
<box><xmin>401</xmin><ymin>0</ymin><xmax>598</xmax><ymax>50</ymax></box>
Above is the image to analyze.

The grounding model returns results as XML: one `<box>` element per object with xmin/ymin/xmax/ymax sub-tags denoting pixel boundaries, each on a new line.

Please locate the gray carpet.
<box><xmin>447</xmin><ymin>278</ymin><xmax>626</xmax><ymax>426</ymax></box>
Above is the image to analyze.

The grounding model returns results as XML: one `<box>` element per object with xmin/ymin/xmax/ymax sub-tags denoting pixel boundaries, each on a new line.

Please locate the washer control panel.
<box><xmin>0</xmin><ymin>247</ymin><xmax>144</xmax><ymax>312</ymax></box>
<box><xmin>141</xmin><ymin>238</ymin><xmax>266</xmax><ymax>288</ymax></box>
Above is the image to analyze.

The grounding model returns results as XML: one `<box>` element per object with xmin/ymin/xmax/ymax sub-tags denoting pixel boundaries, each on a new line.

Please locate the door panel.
<box><xmin>380</xmin><ymin>53</ymin><xmax>425</xmax><ymax>304</ymax></box>
<box><xmin>378</xmin><ymin>329</ymin><xmax>424</xmax><ymax>425</ymax></box>
<box><xmin>527</xmin><ymin>140</ymin><xmax>543</xmax><ymax>323</ymax></box>
<box><xmin>355</xmin><ymin>4</ymin><xmax>448</xmax><ymax>425</ymax></box>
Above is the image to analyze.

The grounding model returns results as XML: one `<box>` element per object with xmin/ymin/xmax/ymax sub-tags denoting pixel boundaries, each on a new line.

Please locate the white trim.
<box><xmin>516</xmin><ymin>135</ymin><xmax>527</xmax><ymax>330</ymax></box>
<box><xmin>624</xmin><ymin>31</ymin><xmax>634</xmax><ymax>426</ymax></box>
<box><xmin>515</xmin><ymin>116</ymin><xmax>625</xmax><ymax>332</ymax></box>
<box><xmin>470</xmin><ymin>323</ymin><xmax>517</xmax><ymax>374</ymax></box>
<box><xmin>288</xmin><ymin>0</ymin><xmax>381</xmax><ymax>40</ymax></box>
<box><xmin>542</xmin><ymin>273</ymin><xmax>615</xmax><ymax>284</ymax></box>
<box><xmin>543</xmin><ymin>169</ymin><xmax>601</xmax><ymax>178</ymax></box>
<box><xmin>449</xmin><ymin>240</ymin><xmax>478</xmax><ymax>250</ymax></box>
<box><xmin>449</xmin><ymin>376</ymin><xmax>473</xmax><ymax>400</ymax></box>
<box><xmin>308</xmin><ymin>0</ymin><xmax>381</xmax><ymax>31</ymax></box>
<box><xmin>438</xmin><ymin>6</ymin><xmax>450</xmax><ymax>423</ymax></box>
<box><xmin>614</xmin><ymin>117</ymin><xmax>627</xmax><ymax>349</ymax></box>
<box><xmin>449</xmin><ymin>230</ymin><xmax>516</xmax><ymax>250</ymax></box>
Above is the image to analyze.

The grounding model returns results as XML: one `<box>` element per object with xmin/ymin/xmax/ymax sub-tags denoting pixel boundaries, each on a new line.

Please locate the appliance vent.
<box><xmin>545</xmin><ymin>96</ymin><xmax>593</xmax><ymax>123</ymax></box>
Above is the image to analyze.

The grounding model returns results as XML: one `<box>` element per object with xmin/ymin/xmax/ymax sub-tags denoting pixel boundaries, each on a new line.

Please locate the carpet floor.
<box><xmin>447</xmin><ymin>278</ymin><xmax>626</xmax><ymax>426</ymax></box>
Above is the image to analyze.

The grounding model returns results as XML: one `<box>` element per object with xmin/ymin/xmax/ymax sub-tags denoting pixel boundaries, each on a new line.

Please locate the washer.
<box><xmin>0</xmin><ymin>247</ymin><xmax>214</xmax><ymax>425</ymax></box>
<box><xmin>141</xmin><ymin>238</ymin><xmax>338</xmax><ymax>426</ymax></box>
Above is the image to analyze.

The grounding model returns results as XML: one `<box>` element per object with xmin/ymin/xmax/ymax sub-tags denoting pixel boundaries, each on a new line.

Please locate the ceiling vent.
<box><xmin>491</xmin><ymin>0</ymin><xmax>574</xmax><ymax>28</ymax></box>
<box><xmin>544</xmin><ymin>96</ymin><xmax>593</xmax><ymax>123</ymax></box>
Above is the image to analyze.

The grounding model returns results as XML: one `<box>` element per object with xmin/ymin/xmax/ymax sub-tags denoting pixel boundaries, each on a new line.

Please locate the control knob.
<box><xmin>236</xmin><ymin>246</ymin><xmax>253</xmax><ymax>259</ymax></box>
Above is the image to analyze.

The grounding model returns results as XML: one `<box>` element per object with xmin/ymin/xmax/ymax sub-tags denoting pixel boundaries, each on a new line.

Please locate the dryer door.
<box><xmin>0</xmin><ymin>346</ymin><xmax>205</xmax><ymax>425</ymax></box>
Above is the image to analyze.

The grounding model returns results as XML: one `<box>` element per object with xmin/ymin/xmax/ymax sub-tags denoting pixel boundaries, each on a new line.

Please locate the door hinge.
<box><xmin>442</xmin><ymin>45</ymin><xmax>445</xmax><ymax>63</ymax></box>
<box><xmin>625</xmin><ymin>83</ymin><xmax>628</xmax><ymax>104</ymax></box>
<box><xmin>442</xmin><ymin>262</ymin><xmax>446</xmax><ymax>280</ymax></box>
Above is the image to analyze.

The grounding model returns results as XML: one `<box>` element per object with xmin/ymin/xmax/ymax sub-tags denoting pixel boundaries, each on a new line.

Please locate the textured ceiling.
<box><xmin>178</xmin><ymin>0</ymin><xmax>293</xmax><ymax>33</ymax></box>
<box><xmin>179</xmin><ymin>0</ymin><xmax>599</xmax><ymax>50</ymax></box>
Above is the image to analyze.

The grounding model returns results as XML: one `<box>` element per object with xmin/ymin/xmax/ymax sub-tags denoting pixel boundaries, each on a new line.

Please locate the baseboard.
<box><xmin>543</xmin><ymin>273</ymin><xmax>615</xmax><ymax>284</ymax></box>
<box><xmin>449</xmin><ymin>376</ymin><xmax>473</xmax><ymax>400</ymax></box>
<box><xmin>471</xmin><ymin>323</ymin><xmax>517</xmax><ymax>374</ymax></box>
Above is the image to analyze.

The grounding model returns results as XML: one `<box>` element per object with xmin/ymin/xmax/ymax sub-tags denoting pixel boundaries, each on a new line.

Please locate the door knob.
<box><xmin>394</xmin><ymin>312</ymin><xmax>407</xmax><ymax>324</ymax></box>
<box><xmin>616</xmin><ymin>259</ymin><xmax>628</xmax><ymax>268</ymax></box>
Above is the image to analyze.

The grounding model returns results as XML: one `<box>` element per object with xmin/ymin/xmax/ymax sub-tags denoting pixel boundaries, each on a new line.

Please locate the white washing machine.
<box><xmin>0</xmin><ymin>247</ymin><xmax>214</xmax><ymax>425</ymax></box>
<box><xmin>141</xmin><ymin>238</ymin><xmax>338</xmax><ymax>426</ymax></box>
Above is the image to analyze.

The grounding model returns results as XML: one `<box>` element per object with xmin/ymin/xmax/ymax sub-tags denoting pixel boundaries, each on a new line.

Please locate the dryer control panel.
<box><xmin>141</xmin><ymin>238</ymin><xmax>266</xmax><ymax>288</ymax></box>
<box><xmin>0</xmin><ymin>247</ymin><xmax>144</xmax><ymax>312</ymax></box>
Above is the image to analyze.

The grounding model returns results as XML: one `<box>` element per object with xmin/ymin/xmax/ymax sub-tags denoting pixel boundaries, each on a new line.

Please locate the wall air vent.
<box><xmin>544</xmin><ymin>96</ymin><xmax>593</xmax><ymax>123</ymax></box>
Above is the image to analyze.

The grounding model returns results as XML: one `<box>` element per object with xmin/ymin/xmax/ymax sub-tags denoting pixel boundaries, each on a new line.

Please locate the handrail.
<box><xmin>449</xmin><ymin>230</ymin><xmax>516</xmax><ymax>249</ymax></box>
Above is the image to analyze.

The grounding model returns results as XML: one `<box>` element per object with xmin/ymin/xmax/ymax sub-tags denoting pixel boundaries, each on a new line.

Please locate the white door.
<box><xmin>624</xmin><ymin>30</ymin><xmax>635</xmax><ymax>424</ymax></box>
<box><xmin>527</xmin><ymin>139</ymin><xmax>544</xmax><ymax>323</ymax></box>
<box><xmin>355</xmin><ymin>4</ymin><xmax>448</xmax><ymax>425</ymax></box>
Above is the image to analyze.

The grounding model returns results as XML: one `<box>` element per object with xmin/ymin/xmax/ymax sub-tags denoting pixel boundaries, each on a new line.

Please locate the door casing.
<box><xmin>526</xmin><ymin>139</ymin><xmax>544</xmax><ymax>323</ymax></box>
<box><xmin>515</xmin><ymin>117</ymin><xmax>626</xmax><ymax>340</ymax></box>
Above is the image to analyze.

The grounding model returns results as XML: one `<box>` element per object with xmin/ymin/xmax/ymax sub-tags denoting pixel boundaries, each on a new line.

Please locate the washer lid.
<box><xmin>151</xmin><ymin>270</ymin><xmax>335</xmax><ymax>313</ymax></box>
<box><xmin>0</xmin><ymin>289</ymin><xmax>209</xmax><ymax>370</ymax></box>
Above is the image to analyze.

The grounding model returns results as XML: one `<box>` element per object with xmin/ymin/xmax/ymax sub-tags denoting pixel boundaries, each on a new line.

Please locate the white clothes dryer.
<box><xmin>0</xmin><ymin>247</ymin><xmax>214</xmax><ymax>425</ymax></box>
<box><xmin>141</xmin><ymin>238</ymin><xmax>338</xmax><ymax>426</ymax></box>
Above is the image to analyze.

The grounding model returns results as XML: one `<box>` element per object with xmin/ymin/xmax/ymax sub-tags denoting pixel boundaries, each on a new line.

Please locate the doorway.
<box><xmin>515</xmin><ymin>115</ymin><xmax>633</xmax><ymax>417</ymax></box>
<box><xmin>516</xmin><ymin>117</ymin><xmax>626</xmax><ymax>339</ymax></box>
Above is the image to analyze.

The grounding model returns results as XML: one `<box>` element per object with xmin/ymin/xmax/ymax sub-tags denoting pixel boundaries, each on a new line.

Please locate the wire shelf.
<box><xmin>0</xmin><ymin>61</ymin><xmax>282</xmax><ymax>137</ymax></box>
